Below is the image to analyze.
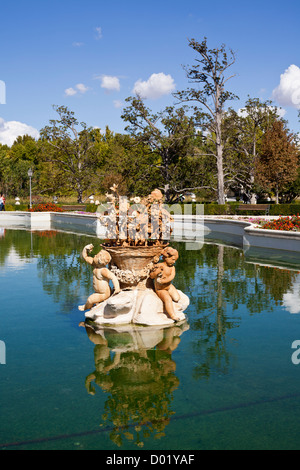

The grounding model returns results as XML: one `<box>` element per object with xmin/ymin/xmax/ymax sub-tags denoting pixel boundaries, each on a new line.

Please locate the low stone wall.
<box><xmin>51</xmin><ymin>212</ymin><xmax>101</xmax><ymax>236</ymax></box>
<box><xmin>174</xmin><ymin>215</ymin><xmax>300</xmax><ymax>253</ymax></box>
<box><xmin>0</xmin><ymin>211</ymin><xmax>51</xmax><ymax>229</ymax></box>
<box><xmin>243</xmin><ymin>225</ymin><xmax>300</xmax><ymax>252</ymax></box>
<box><xmin>1</xmin><ymin>212</ymin><xmax>300</xmax><ymax>253</ymax></box>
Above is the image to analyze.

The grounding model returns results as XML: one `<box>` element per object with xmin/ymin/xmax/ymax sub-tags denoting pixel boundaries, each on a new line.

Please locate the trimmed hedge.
<box><xmin>4</xmin><ymin>204</ymin><xmax>29</xmax><ymax>211</ymax></box>
<box><xmin>269</xmin><ymin>204</ymin><xmax>300</xmax><ymax>216</ymax></box>
<box><xmin>85</xmin><ymin>203</ymin><xmax>98</xmax><ymax>213</ymax></box>
<box><xmin>4</xmin><ymin>201</ymin><xmax>299</xmax><ymax>216</ymax></box>
<box><xmin>179</xmin><ymin>203</ymin><xmax>300</xmax><ymax>216</ymax></box>
<box><xmin>203</xmin><ymin>204</ymin><xmax>237</xmax><ymax>215</ymax></box>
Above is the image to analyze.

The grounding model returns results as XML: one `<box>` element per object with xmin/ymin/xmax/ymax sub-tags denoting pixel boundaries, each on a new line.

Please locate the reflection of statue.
<box><xmin>150</xmin><ymin>247</ymin><xmax>181</xmax><ymax>321</ymax></box>
<box><xmin>78</xmin><ymin>245</ymin><xmax>120</xmax><ymax>311</ymax></box>
<box><xmin>81</xmin><ymin>321</ymin><xmax>189</xmax><ymax>448</ymax></box>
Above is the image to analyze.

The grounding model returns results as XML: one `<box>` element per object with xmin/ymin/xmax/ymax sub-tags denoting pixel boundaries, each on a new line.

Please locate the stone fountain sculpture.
<box><xmin>80</xmin><ymin>186</ymin><xmax>189</xmax><ymax>326</ymax></box>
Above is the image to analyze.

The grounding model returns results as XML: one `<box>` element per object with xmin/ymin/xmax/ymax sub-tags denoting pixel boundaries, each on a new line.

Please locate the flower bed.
<box><xmin>259</xmin><ymin>215</ymin><xmax>300</xmax><ymax>232</ymax></box>
<box><xmin>29</xmin><ymin>203</ymin><xmax>64</xmax><ymax>213</ymax></box>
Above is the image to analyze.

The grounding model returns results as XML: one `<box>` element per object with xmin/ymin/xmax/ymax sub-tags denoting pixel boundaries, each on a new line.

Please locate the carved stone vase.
<box><xmin>84</xmin><ymin>243</ymin><xmax>190</xmax><ymax>327</ymax></box>
<box><xmin>101</xmin><ymin>243</ymin><xmax>168</xmax><ymax>289</ymax></box>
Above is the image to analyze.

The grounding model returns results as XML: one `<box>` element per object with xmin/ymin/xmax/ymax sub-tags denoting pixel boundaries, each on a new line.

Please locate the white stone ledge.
<box><xmin>0</xmin><ymin>211</ymin><xmax>51</xmax><ymax>229</ymax></box>
<box><xmin>243</xmin><ymin>225</ymin><xmax>300</xmax><ymax>252</ymax></box>
<box><xmin>1</xmin><ymin>212</ymin><xmax>300</xmax><ymax>253</ymax></box>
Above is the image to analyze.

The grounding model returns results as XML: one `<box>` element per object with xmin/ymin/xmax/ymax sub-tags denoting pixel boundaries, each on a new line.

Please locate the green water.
<box><xmin>1</xmin><ymin>229</ymin><xmax>300</xmax><ymax>450</ymax></box>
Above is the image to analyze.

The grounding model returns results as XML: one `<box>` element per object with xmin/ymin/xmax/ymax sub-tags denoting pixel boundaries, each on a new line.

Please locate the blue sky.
<box><xmin>0</xmin><ymin>0</ymin><xmax>300</xmax><ymax>145</ymax></box>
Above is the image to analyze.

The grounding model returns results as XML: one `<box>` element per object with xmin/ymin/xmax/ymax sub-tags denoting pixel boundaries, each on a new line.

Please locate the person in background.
<box><xmin>0</xmin><ymin>193</ymin><xmax>5</xmax><ymax>211</ymax></box>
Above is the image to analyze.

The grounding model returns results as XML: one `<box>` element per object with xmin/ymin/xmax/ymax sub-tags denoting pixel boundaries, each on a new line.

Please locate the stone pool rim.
<box><xmin>1</xmin><ymin>211</ymin><xmax>300</xmax><ymax>253</ymax></box>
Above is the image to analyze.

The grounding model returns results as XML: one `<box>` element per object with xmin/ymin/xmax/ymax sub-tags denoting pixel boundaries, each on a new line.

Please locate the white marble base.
<box><xmin>83</xmin><ymin>320</ymin><xmax>190</xmax><ymax>353</ymax></box>
<box><xmin>84</xmin><ymin>288</ymin><xmax>190</xmax><ymax>326</ymax></box>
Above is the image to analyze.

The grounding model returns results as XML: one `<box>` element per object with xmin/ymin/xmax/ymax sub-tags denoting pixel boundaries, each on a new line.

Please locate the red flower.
<box><xmin>28</xmin><ymin>203</ymin><xmax>64</xmax><ymax>213</ymax></box>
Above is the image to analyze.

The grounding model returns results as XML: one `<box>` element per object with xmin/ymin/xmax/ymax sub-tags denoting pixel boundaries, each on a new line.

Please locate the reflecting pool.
<box><xmin>1</xmin><ymin>228</ymin><xmax>300</xmax><ymax>450</ymax></box>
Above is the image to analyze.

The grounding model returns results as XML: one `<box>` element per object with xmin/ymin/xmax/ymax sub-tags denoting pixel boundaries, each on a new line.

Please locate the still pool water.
<box><xmin>1</xmin><ymin>228</ymin><xmax>300</xmax><ymax>450</ymax></box>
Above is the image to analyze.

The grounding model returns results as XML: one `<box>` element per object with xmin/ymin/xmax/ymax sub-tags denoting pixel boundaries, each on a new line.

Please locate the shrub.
<box><xmin>5</xmin><ymin>204</ymin><xmax>28</xmax><ymax>211</ymax></box>
<box><xmin>203</xmin><ymin>203</ymin><xmax>238</xmax><ymax>215</ymax></box>
<box><xmin>85</xmin><ymin>203</ymin><xmax>98</xmax><ymax>213</ymax></box>
<box><xmin>269</xmin><ymin>204</ymin><xmax>300</xmax><ymax>216</ymax></box>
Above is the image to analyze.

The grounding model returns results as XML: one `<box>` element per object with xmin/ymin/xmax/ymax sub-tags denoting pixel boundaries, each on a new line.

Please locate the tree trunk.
<box><xmin>249</xmin><ymin>135</ymin><xmax>258</xmax><ymax>204</ymax></box>
<box><xmin>217</xmin><ymin>153</ymin><xmax>225</xmax><ymax>205</ymax></box>
<box><xmin>77</xmin><ymin>184</ymin><xmax>83</xmax><ymax>204</ymax></box>
<box><xmin>216</xmin><ymin>108</ymin><xmax>225</xmax><ymax>205</ymax></box>
<box><xmin>275</xmin><ymin>184</ymin><xmax>279</xmax><ymax>204</ymax></box>
<box><xmin>215</xmin><ymin>85</ymin><xmax>226</xmax><ymax>205</ymax></box>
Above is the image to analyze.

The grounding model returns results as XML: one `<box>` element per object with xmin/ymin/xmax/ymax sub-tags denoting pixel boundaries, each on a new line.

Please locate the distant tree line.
<box><xmin>0</xmin><ymin>37</ymin><xmax>299</xmax><ymax>204</ymax></box>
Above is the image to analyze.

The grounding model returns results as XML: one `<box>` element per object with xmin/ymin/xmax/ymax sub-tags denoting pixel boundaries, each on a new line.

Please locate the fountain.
<box><xmin>80</xmin><ymin>186</ymin><xmax>190</xmax><ymax>326</ymax></box>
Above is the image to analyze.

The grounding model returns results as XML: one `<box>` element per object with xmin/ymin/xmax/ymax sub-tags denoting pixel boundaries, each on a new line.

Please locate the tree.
<box><xmin>40</xmin><ymin>106</ymin><xmax>105</xmax><ymax>202</ymax></box>
<box><xmin>225</xmin><ymin>97</ymin><xmax>281</xmax><ymax>201</ymax></box>
<box><xmin>174</xmin><ymin>37</ymin><xmax>238</xmax><ymax>204</ymax></box>
<box><xmin>101</xmin><ymin>131</ymin><xmax>160</xmax><ymax>197</ymax></box>
<box><xmin>281</xmin><ymin>163</ymin><xmax>300</xmax><ymax>203</ymax></box>
<box><xmin>0</xmin><ymin>143</ymin><xmax>9</xmax><ymax>194</ymax></box>
<box><xmin>0</xmin><ymin>136</ymin><xmax>40</xmax><ymax>197</ymax></box>
<box><xmin>256</xmin><ymin>119</ymin><xmax>299</xmax><ymax>203</ymax></box>
<box><xmin>121</xmin><ymin>97</ymin><xmax>202</xmax><ymax>202</ymax></box>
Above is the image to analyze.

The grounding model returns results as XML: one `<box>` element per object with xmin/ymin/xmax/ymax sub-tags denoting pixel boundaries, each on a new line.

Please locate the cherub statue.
<box><xmin>78</xmin><ymin>245</ymin><xmax>120</xmax><ymax>311</ymax></box>
<box><xmin>150</xmin><ymin>247</ymin><xmax>181</xmax><ymax>321</ymax></box>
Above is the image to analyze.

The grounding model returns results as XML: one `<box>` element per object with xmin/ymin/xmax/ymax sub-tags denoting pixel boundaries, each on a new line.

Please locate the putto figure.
<box><xmin>80</xmin><ymin>188</ymin><xmax>190</xmax><ymax>325</ymax></box>
<box><xmin>150</xmin><ymin>247</ymin><xmax>181</xmax><ymax>321</ymax></box>
<box><xmin>78</xmin><ymin>244</ymin><xmax>120</xmax><ymax>312</ymax></box>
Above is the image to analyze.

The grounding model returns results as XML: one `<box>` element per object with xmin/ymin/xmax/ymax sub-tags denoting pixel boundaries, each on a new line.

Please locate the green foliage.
<box><xmin>0</xmin><ymin>136</ymin><xmax>40</xmax><ymax>197</ymax></box>
<box><xmin>256</xmin><ymin>120</ymin><xmax>299</xmax><ymax>203</ymax></box>
<box><xmin>121</xmin><ymin>97</ymin><xmax>203</xmax><ymax>202</ymax></box>
<box><xmin>177</xmin><ymin>204</ymin><xmax>300</xmax><ymax>216</ymax></box>
<box><xmin>174</xmin><ymin>37</ymin><xmax>239</xmax><ymax>204</ymax></box>
<box><xmin>203</xmin><ymin>204</ymin><xmax>238</xmax><ymax>215</ymax></box>
<box><xmin>85</xmin><ymin>203</ymin><xmax>98</xmax><ymax>213</ymax></box>
<box><xmin>39</xmin><ymin>106</ymin><xmax>107</xmax><ymax>203</ymax></box>
<box><xmin>5</xmin><ymin>203</ymin><xmax>29</xmax><ymax>211</ymax></box>
<box><xmin>0</xmin><ymin>88</ymin><xmax>299</xmax><ymax>206</ymax></box>
<box><xmin>224</xmin><ymin>98</ymin><xmax>283</xmax><ymax>197</ymax></box>
<box><xmin>269</xmin><ymin>204</ymin><xmax>300</xmax><ymax>216</ymax></box>
<box><xmin>97</xmin><ymin>131</ymin><xmax>158</xmax><ymax>197</ymax></box>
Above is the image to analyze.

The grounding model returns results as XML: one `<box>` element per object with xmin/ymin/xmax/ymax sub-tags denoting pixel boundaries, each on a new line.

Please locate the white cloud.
<box><xmin>95</xmin><ymin>26</ymin><xmax>102</xmax><ymax>40</ymax></box>
<box><xmin>72</xmin><ymin>42</ymin><xmax>84</xmax><ymax>47</ymax></box>
<box><xmin>76</xmin><ymin>83</ymin><xmax>89</xmax><ymax>93</ymax></box>
<box><xmin>65</xmin><ymin>83</ymin><xmax>89</xmax><ymax>96</ymax></box>
<box><xmin>283</xmin><ymin>276</ymin><xmax>300</xmax><ymax>314</ymax></box>
<box><xmin>132</xmin><ymin>72</ymin><xmax>176</xmax><ymax>99</ymax></box>
<box><xmin>4</xmin><ymin>247</ymin><xmax>30</xmax><ymax>270</ymax></box>
<box><xmin>0</xmin><ymin>117</ymin><xmax>39</xmax><ymax>146</ymax></box>
<box><xmin>65</xmin><ymin>87</ymin><xmax>77</xmax><ymax>96</ymax></box>
<box><xmin>101</xmin><ymin>75</ymin><xmax>120</xmax><ymax>92</ymax></box>
<box><xmin>272</xmin><ymin>64</ymin><xmax>300</xmax><ymax>109</ymax></box>
<box><xmin>113</xmin><ymin>99</ymin><xmax>123</xmax><ymax>108</ymax></box>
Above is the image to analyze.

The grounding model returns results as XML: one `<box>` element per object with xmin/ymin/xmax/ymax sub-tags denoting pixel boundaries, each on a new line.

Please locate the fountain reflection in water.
<box><xmin>81</xmin><ymin>321</ymin><xmax>189</xmax><ymax>448</ymax></box>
